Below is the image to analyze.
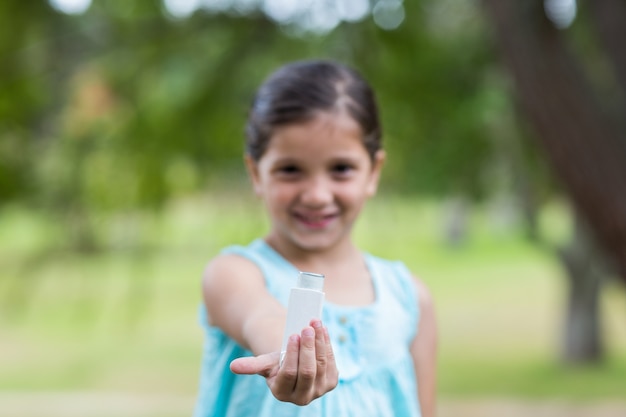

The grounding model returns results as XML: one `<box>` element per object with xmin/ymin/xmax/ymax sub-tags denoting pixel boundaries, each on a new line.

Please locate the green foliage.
<box><xmin>351</xmin><ymin>2</ymin><xmax>497</xmax><ymax>197</ymax></box>
<box><xmin>0</xmin><ymin>0</ymin><xmax>526</xmax><ymax>238</ymax></box>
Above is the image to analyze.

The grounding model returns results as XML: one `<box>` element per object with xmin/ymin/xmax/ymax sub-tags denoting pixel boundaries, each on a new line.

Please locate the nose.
<box><xmin>300</xmin><ymin>176</ymin><xmax>333</xmax><ymax>207</ymax></box>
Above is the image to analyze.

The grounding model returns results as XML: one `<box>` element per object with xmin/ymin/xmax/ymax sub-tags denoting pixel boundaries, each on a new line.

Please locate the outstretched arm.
<box><xmin>410</xmin><ymin>277</ymin><xmax>437</xmax><ymax>417</ymax></box>
<box><xmin>202</xmin><ymin>254</ymin><xmax>338</xmax><ymax>404</ymax></box>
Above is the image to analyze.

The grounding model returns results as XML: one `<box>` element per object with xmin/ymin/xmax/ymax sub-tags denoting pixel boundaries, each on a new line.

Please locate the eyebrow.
<box><xmin>267</xmin><ymin>150</ymin><xmax>365</xmax><ymax>166</ymax></box>
<box><xmin>269</xmin><ymin>157</ymin><xmax>300</xmax><ymax>166</ymax></box>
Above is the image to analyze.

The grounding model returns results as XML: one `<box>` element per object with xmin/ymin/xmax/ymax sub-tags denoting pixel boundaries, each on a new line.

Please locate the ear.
<box><xmin>366</xmin><ymin>150</ymin><xmax>386</xmax><ymax>197</ymax></box>
<box><xmin>244</xmin><ymin>154</ymin><xmax>263</xmax><ymax>196</ymax></box>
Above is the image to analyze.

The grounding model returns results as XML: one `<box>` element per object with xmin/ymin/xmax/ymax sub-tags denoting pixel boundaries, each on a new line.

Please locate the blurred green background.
<box><xmin>1</xmin><ymin>0</ymin><xmax>625</xmax><ymax>416</ymax></box>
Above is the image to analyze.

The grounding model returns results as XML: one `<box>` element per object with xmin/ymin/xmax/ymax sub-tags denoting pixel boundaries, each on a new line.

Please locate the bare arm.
<box><xmin>410</xmin><ymin>277</ymin><xmax>437</xmax><ymax>417</ymax></box>
<box><xmin>202</xmin><ymin>254</ymin><xmax>285</xmax><ymax>354</ymax></box>
<box><xmin>202</xmin><ymin>254</ymin><xmax>338</xmax><ymax>405</ymax></box>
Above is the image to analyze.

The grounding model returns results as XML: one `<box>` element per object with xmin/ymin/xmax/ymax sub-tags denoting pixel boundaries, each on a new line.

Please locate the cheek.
<box><xmin>336</xmin><ymin>183</ymin><xmax>369</xmax><ymax>205</ymax></box>
<box><xmin>266</xmin><ymin>184</ymin><xmax>296</xmax><ymax>208</ymax></box>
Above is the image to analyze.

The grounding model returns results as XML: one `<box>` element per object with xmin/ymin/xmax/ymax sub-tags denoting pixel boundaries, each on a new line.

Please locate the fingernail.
<box><xmin>289</xmin><ymin>334</ymin><xmax>299</xmax><ymax>343</ymax></box>
<box><xmin>302</xmin><ymin>327</ymin><xmax>314</xmax><ymax>337</ymax></box>
<box><xmin>311</xmin><ymin>319</ymin><xmax>322</xmax><ymax>329</ymax></box>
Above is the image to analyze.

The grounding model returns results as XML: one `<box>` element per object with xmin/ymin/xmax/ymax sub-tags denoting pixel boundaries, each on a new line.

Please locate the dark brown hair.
<box><xmin>245</xmin><ymin>60</ymin><xmax>382</xmax><ymax>161</ymax></box>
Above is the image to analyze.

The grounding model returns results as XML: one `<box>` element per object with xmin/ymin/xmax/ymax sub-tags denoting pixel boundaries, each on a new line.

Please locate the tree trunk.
<box><xmin>482</xmin><ymin>0</ymin><xmax>626</xmax><ymax>283</ymax></box>
<box><xmin>482</xmin><ymin>0</ymin><xmax>626</xmax><ymax>364</ymax></box>
<box><xmin>559</xmin><ymin>214</ymin><xmax>604</xmax><ymax>363</ymax></box>
<box><xmin>586</xmin><ymin>0</ymin><xmax>626</xmax><ymax>102</ymax></box>
<box><xmin>442</xmin><ymin>195</ymin><xmax>468</xmax><ymax>248</ymax></box>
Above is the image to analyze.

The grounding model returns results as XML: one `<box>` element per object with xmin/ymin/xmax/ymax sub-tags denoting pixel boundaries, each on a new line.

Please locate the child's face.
<box><xmin>246</xmin><ymin>110</ymin><xmax>385</xmax><ymax>254</ymax></box>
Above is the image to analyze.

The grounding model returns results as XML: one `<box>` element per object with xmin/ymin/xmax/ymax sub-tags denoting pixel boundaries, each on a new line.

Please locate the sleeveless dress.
<box><xmin>193</xmin><ymin>239</ymin><xmax>421</xmax><ymax>417</ymax></box>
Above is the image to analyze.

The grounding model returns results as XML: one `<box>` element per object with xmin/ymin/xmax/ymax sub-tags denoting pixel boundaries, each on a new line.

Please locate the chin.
<box><xmin>290</xmin><ymin>233</ymin><xmax>345</xmax><ymax>253</ymax></box>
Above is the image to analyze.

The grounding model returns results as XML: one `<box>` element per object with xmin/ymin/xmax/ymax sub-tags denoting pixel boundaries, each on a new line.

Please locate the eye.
<box><xmin>279</xmin><ymin>165</ymin><xmax>299</xmax><ymax>174</ymax></box>
<box><xmin>274</xmin><ymin>164</ymin><xmax>301</xmax><ymax>178</ymax></box>
<box><xmin>332</xmin><ymin>163</ymin><xmax>355</xmax><ymax>177</ymax></box>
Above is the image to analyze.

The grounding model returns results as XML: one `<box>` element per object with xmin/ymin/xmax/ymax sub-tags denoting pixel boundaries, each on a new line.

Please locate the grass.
<box><xmin>0</xmin><ymin>191</ymin><xmax>625</xmax><ymax>402</ymax></box>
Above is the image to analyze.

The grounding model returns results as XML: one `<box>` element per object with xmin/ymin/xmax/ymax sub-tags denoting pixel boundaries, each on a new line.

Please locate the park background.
<box><xmin>1</xmin><ymin>0</ymin><xmax>625</xmax><ymax>416</ymax></box>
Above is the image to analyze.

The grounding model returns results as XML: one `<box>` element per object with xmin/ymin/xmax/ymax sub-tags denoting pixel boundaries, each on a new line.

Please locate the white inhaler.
<box><xmin>280</xmin><ymin>271</ymin><xmax>325</xmax><ymax>366</ymax></box>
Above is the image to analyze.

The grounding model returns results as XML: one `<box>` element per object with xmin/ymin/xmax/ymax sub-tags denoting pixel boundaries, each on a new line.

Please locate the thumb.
<box><xmin>230</xmin><ymin>352</ymin><xmax>280</xmax><ymax>376</ymax></box>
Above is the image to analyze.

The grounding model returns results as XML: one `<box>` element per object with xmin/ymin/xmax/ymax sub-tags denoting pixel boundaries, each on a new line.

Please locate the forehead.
<box><xmin>264</xmin><ymin>111</ymin><xmax>367</xmax><ymax>158</ymax></box>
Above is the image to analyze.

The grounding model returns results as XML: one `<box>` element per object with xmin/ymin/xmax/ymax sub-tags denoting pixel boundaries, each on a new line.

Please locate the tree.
<box><xmin>5</xmin><ymin>0</ymin><xmax>616</xmax><ymax>366</ymax></box>
<box><xmin>1</xmin><ymin>0</ymin><xmax>498</xmax><ymax>250</ymax></box>
<box><xmin>483</xmin><ymin>0</ymin><xmax>626</xmax><ymax>363</ymax></box>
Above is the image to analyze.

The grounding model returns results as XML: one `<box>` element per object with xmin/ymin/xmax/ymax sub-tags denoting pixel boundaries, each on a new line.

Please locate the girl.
<box><xmin>194</xmin><ymin>60</ymin><xmax>437</xmax><ymax>417</ymax></box>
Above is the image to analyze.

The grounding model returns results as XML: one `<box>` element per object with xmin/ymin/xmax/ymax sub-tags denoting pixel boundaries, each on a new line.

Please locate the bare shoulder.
<box><xmin>412</xmin><ymin>275</ymin><xmax>435</xmax><ymax>315</ymax></box>
<box><xmin>201</xmin><ymin>251</ymin><xmax>285</xmax><ymax>351</ymax></box>
<box><xmin>202</xmin><ymin>253</ymin><xmax>264</xmax><ymax>294</ymax></box>
<box><xmin>409</xmin><ymin>274</ymin><xmax>437</xmax><ymax>417</ymax></box>
<box><xmin>201</xmin><ymin>253</ymin><xmax>267</xmax><ymax>325</ymax></box>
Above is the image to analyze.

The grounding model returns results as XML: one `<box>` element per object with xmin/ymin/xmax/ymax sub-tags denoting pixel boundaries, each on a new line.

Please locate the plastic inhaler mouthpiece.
<box><xmin>297</xmin><ymin>271</ymin><xmax>325</xmax><ymax>291</ymax></box>
<box><xmin>280</xmin><ymin>271</ymin><xmax>325</xmax><ymax>367</ymax></box>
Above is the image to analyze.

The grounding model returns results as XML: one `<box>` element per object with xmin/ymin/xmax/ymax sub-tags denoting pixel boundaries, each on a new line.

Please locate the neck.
<box><xmin>264</xmin><ymin>235</ymin><xmax>375</xmax><ymax>306</ymax></box>
<box><xmin>264</xmin><ymin>235</ymin><xmax>360</xmax><ymax>272</ymax></box>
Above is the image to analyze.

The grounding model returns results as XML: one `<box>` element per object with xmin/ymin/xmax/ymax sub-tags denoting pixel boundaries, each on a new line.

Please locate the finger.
<box><xmin>273</xmin><ymin>334</ymin><xmax>300</xmax><ymax>394</ymax></box>
<box><xmin>323</xmin><ymin>326</ymin><xmax>339</xmax><ymax>387</ymax></box>
<box><xmin>293</xmin><ymin>326</ymin><xmax>317</xmax><ymax>397</ymax></box>
<box><xmin>311</xmin><ymin>319</ymin><xmax>327</xmax><ymax>371</ymax></box>
<box><xmin>230</xmin><ymin>352</ymin><xmax>279</xmax><ymax>377</ymax></box>
<box><xmin>311</xmin><ymin>319</ymin><xmax>329</xmax><ymax>396</ymax></box>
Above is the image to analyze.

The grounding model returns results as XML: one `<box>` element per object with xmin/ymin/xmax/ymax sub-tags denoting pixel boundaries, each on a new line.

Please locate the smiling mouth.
<box><xmin>294</xmin><ymin>213</ymin><xmax>337</xmax><ymax>228</ymax></box>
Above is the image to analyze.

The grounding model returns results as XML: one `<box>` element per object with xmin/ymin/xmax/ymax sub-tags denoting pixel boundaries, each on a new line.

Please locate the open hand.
<box><xmin>230</xmin><ymin>319</ymin><xmax>338</xmax><ymax>405</ymax></box>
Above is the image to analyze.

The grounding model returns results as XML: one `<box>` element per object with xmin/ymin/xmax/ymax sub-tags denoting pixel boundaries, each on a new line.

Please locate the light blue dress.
<box><xmin>193</xmin><ymin>239</ymin><xmax>421</xmax><ymax>417</ymax></box>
